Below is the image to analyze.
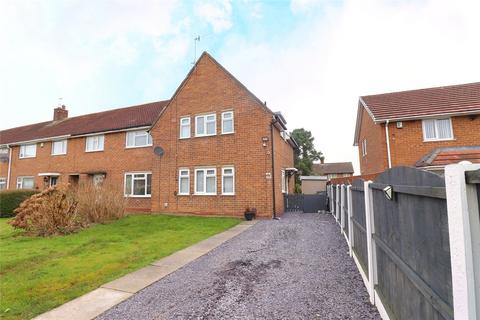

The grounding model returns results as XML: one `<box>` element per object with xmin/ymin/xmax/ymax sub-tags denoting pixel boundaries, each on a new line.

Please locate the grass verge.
<box><xmin>0</xmin><ymin>214</ymin><xmax>240</xmax><ymax>320</ymax></box>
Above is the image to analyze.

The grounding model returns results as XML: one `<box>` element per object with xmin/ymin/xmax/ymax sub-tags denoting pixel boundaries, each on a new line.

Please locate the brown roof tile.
<box><xmin>361</xmin><ymin>82</ymin><xmax>480</xmax><ymax>122</ymax></box>
<box><xmin>416</xmin><ymin>146</ymin><xmax>480</xmax><ymax>167</ymax></box>
<box><xmin>312</xmin><ymin>162</ymin><xmax>354</xmax><ymax>175</ymax></box>
<box><xmin>0</xmin><ymin>100</ymin><xmax>169</xmax><ymax>145</ymax></box>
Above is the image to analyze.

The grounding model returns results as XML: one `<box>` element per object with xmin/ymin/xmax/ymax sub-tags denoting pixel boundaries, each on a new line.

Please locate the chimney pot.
<box><xmin>54</xmin><ymin>105</ymin><xmax>68</xmax><ymax>121</ymax></box>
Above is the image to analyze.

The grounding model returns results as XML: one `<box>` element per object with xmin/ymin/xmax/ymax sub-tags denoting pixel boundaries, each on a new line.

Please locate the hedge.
<box><xmin>0</xmin><ymin>189</ymin><xmax>38</xmax><ymax>217</ymax></box>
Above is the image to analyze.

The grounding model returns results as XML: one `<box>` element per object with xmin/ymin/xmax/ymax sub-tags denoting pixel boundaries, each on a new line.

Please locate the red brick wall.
<box><xmin>358</xmin><ymin>107</ymin><xmax>388</xmax><ymax>175</ymax></box>
<box><xmin>389</xmin><ymin>115</ymin><xmax>480</xmax><ymax>166</ymax></box>
<box><xmin>6</xmin><ymin>132</ymin><xmax>153</xmax><ymax>211</ymax></box>
<box><xmin>150</xmin><ymin>54</ymin><xmax>294</xmax><ymax>218</ymax></box>
<box><xmin>273</xmin><ymin>128</ymin><xmax>295</xmax><ymax>215</ymax></box>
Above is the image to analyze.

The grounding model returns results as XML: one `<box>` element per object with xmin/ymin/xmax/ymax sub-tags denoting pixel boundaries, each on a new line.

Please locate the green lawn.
<box><xmin>0</xmin><ymin>214</ymin><xmax>240</xmax><ymax>320</ymax></box>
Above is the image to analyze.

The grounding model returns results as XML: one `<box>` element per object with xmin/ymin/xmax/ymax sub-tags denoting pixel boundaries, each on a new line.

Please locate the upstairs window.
<box><xmin>195</xmin><ymin>168</ymin><xmax>216</xmax><ymax>195</ymax></box>
<box><xmin>180</xmin><ymin>117</ymin><xmax>191</xmax><ymax>139</ymax></box>
<box><xmin>361</xmin><ymin>139</ymin><xmax>367</xmax><ymax>157</ymax></box>
<box><xmin>221</xmin><ymin>111</ymin><xmax>234</xmax><ymax>134</ymax></box>
<box><xmin>124</xmin><ymin>172</ymin><xmax>151</xmax><ymax>197</ymax></box>
<box><xmin>195</xmin><ymin>114</ymin><xmax>216</xmax><ymax>137</ymax></box>
<box><xmin>422</xmin><ymin>118</ymin><xmax>453</xmax><ymax>141</ymax></box>
<box><xmin>19</xmin><ymin>144</ymin><xmax>36</xmax><ymax>158</ymax></box>
<box><xmin>52</xmin><ymin>140</ymin><xmax>67</xmax><ymax>155</ymax></box>
<box><xmin>86</xmin><ymin>135</ymin><xmax>104</xmax><ymax>152</ymax></box>
<box><xmin>126</xmin><ymin>130</ymin><xmax>152</xmax><ymax>148</ymax></box>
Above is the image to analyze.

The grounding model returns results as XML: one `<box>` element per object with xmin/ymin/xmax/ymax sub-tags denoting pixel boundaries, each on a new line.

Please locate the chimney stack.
<box><xmin>320</xmin><ymin>156</ymin><xmax>325</xmax><ymax>164</ymax></box>
<box><xmin>53</xmin><ymin>105</ymin><xmax>68</xmax><ymax>121</ymax></box>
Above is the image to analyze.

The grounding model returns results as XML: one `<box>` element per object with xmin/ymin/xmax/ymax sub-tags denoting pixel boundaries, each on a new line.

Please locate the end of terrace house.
<box><xmin>0</xmin><ymin>52</ymin><xmax>299</xmax><ymax>218</ymax></box>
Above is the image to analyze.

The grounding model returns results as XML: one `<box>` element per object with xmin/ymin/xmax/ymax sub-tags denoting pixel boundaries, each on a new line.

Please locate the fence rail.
<box><xmin>327</xmin><ymin>164</ymin><xmax>480</xmax><ymax>320</ymax></box>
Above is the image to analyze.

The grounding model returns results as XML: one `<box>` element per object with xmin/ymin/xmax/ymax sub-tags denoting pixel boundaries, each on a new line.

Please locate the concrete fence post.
<box><xmin>364</xmin><ymin>180</ymin><xmax>376</xmax><ymax>305</ymax></box>
<box><xmin>336</xmin><ymin>185</ymin><xmax>340</xmax><ymax>222</ymax></box>
<box><xmin>341</xmin><ymin>184</ymin><xmax>346</xmax><ymax>232</ymax></box>
<box><xmin>445</xmin><ymin>163</ymin><xmax>480</xmax><ymax>320</ymax></box>
<box><xmin>347</xmin><ymin>185</ymin><xmax>353</xmax><ymax>257</ymax></box>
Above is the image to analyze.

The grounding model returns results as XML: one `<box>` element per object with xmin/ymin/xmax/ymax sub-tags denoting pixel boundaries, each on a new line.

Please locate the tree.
<box><xmin>290</xmin><ymin>128</ymin><xmax>323</xmax><ymax>178</ymax></box>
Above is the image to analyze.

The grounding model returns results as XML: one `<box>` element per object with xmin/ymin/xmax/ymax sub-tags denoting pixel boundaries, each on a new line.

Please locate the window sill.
<box><xmin>194</xmin><ymin>193</ymin><xmax>217</xmax><ymax>196</ymax></box>
<box><xmin>179</xmin><ymin>137</ymin><xmax>191</xmax><ymax>140</ymax></box>
<box><xmin>221</xmin><ymin>193</ymin><xmax>235</xmax><ymax>196</ymax></box>
<box><xmin>85</xmin><ymin>149</ymin><xmax>104</xmax><ymax>153</ymax></box>
<box><xmin>51</xmin><ymin>153</ymin><xmax>67</xmax><ymax>156</ymax></box>
<box><xmin>124</xmin><ymin>195</ymin><xmax>152</xmax><ymax>198</ymax></box>
<box><xmin>177</xmin><ymin>193</ymin><xmax>190</xmax><ymax>196</ymax></box>
<box><xmin>194</xmin><ymin>134</ymin><xmax>216</xmax><ymax>138</ymax></box>
<box><xmin>125</xmin><ymin>145</ymin><xmax>153</xmax><ymax>149</ymax></box>
<box><xmin>19</xmin><ymin>156</ymin><xmax>36</xmax><ymax>159</ymax></box>
<box><xmin>423</xmin><ymin>138</ymin><xmax>455</xmax><ymax>143</ymax></box>
<box><xmin>220</xmin><ymin>132</ymin><xmax>234</xmax><ymax>135</ymax></box>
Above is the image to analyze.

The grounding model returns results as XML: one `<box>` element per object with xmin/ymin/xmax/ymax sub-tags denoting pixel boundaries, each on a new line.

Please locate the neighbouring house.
<box><xmin>354</xmin><ymin>82</ymin><xmax>480</xmax><ymax>175</ymax></box>
<box><xmin>300</xmin><ymin>162</ymin><xmax>353</xmax><ymax>194</ymax></box>
<box><xmin>0</xmin><ymin>52</ymin><xmax>298</xmax><ymax>218</ymax></box>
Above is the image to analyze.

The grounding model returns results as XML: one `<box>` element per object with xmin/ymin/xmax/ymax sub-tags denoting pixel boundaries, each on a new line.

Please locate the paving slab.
<box><xmin>33</xmin><ymin>288</ymin><xmax>132</xmax><ymax>320</ymax></box>
<box><xmin>101</xmin><ymin>265</ymin><xmax>172</xmax><ymax>294</ymax></box>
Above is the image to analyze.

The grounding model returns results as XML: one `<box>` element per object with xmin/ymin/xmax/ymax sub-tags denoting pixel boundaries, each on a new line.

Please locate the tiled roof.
<box><xmin>361</xmin><ymin>82</ymin><xmax>480</xmax><ymax>122</ymax></box>
<box><xmin>312</xmin><ymin>162</ymin><xmax>354</xmax><ymax>175</ymax></box>
<box><xmin>0</xmin><ymin>100</ymin><xmax>169</xmax><ymax>145</ymax></box>
<box><xmin>416</xmin><ymin>146</ymin><xmax>480</xmax><ymax>167</ymax></box>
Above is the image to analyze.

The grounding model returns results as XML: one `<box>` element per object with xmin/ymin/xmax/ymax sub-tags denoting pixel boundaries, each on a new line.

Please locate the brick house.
<box><xmin>354</xmin><ymin>82</ymin><xmax>480</xmax><ymax>175</ymax></box>
<box><xmin>0</xmin><ymin>52</ymin><xmax>297</xmax><ymax>218</ymax></box>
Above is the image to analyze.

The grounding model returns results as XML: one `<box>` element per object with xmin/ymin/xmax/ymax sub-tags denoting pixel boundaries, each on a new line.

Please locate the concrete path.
<box><xmin>97</xmin><ymin>213</ymin><xmax>380</xmax><ymax>320</ymax></box>
<box><xmin>33</xmin><ymin>220</ymin><xmax>256</xmax><ymax>320</ymax></box>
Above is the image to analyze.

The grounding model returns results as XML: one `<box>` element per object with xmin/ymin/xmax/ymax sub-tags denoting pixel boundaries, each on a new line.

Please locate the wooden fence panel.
<box><xmin>372</xmin><ymin>167</ymin><xmax>453</xmax><ymax>320</ymax></box>
<box><xmin>351</xmin><ymin>179</ymin><xmax>368</xmax><ymax>277</ymax></box>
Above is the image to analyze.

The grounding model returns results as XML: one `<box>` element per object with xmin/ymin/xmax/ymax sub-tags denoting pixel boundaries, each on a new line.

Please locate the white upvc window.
<box><xmin>222</xmin><ymin>167</ymin><xmax>235</xmax><ymax>195</ymax></box>
<box><xmin>124</xmin><ymin>172</ymin><xmax>152</xmax><ymax>197</ymax></box>
<box><xmin>51</xmin><ymin>139</ymin><xmax>67</xmax><ymax>155</ymax></box>
<box><xmin>19</xmin><ymin>144</ymin><xmax>36</xmax><ymax>158</ymax></box>
<box><xmin>361</xmin><ymin>139</ymin><xmax>367</xmax><ymax>157</ymax></box>
<box><xmin>126</xmin><ymin>130</ymin><xmax>153</xmax><ymax>148</ymax></box>
<box><xmin>16</xmin><ymin>176</ymin><xmax>34</xmax><ymax>189</ymax></box>
<box><xmin>195</xmin><ymin>113</ymin><xmax>216</xmax><ymax>137</ymax></box>
<box><xmin>0</xmin><ymin>178</ymin><xmax>6</xmax><ymax>190</ymax></box>
<box><xmin>180</xmin><ymin>117</ymin><xmax>191</xmax><ymax>139</ymax></box>
<box><xmin>422</xmin><ymin>118</ymin><xmax>454</xmax><ymax>141</ymax></box>
<box><xmin>86</xmin><ymin>135</ymin><xmax>105</xmax><ymax>152</ymax></box>
<box><xmin>281</xmin><ymin>169</ymin><xmax>286</xmax><ymax>193</ymax></box>
<box><xmin>195</xmin><ymin>168</ymin><xmax>216</xmax><ymax>195</ymax></box>
<box><xmin>178</xmin><ymin>169</ymin><xmax>190</xmax><ymax>195</ymax></box>
<box><xmin>221</xmin><ymin>111</ymin><xmax>234</xmax><ymax>134</ymax></box>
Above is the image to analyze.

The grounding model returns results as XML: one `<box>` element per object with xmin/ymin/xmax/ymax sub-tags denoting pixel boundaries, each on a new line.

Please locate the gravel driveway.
<box><xmin>97</xmin><ymin>212</ymin><xmax>380</xmax><ymax>320</ymax></box>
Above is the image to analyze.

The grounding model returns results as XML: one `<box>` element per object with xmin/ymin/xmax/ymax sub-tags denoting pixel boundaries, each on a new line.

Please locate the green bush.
<box><xmin>0</xmin><ymin>189</ymin><xmax>38</xmax><ymax>217</ymax></box>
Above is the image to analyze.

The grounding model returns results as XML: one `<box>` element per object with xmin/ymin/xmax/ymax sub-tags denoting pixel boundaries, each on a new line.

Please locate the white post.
<box><xmin>336</xmin><ymin>185</ymin><xmax>340</xmax><ymax>222</ymax></box>
<box><xmin>364</xmin><ymin>180</ymin><xmax>376</xmax><ymax>304</ymax></box>
<box><xmin>341</xmin><ymin>184</ymin><xmax>346</xmax><ymax>232</ymax></box>
<box><xmin>445</xmin><ymin>163</ymin><xmax>480</xmax><ymax>320</ymax></box>
<box><xmin>347</xmin><ymin>185</ymin><xmax>354</xmax><ymax>257</ymax></box>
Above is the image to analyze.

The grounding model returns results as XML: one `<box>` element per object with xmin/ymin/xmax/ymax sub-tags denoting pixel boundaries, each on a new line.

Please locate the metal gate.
<box><xmin>284</xmin><ymin>192</ymin><xmax>327</xmax><ymax>212</ymax></box>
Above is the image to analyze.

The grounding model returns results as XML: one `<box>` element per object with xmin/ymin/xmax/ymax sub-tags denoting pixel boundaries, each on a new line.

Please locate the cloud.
<box><xmin>220</xmin><ymin>0</ymin><xmax>480</xmax><ymax>173</ymax></box>
<box><xmin>195</xmin><ymin>0</ymin><xmax>233</xmax><ymax>33</ymax></box>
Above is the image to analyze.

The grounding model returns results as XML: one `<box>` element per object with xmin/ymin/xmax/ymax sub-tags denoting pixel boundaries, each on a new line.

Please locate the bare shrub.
<box><xmin>76</xmin><ymin>182</ymin><xmax>126</xmax><ymax>223</ymax></box>
<box><xmin>9</xmin><ymin>185</ymin><xmax>85</xmax><ymax>236</ymax></box>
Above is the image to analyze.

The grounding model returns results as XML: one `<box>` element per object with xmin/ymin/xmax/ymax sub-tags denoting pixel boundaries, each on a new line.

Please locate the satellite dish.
<box><xmin>154</xmin><ymin>146</ymin><xmax>164</xmax><ymax>157</ymax></box>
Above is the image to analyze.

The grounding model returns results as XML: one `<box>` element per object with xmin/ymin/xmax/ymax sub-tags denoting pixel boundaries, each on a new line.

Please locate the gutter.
<box><xmin>385</xmin><ymin>120</ymin><xmax>392</xmax><ymax>168</ymax></box>
<box><xmin>7</xmin><ymin>146</ymin><xmax>12</xmax><ymax>189</ymax></box>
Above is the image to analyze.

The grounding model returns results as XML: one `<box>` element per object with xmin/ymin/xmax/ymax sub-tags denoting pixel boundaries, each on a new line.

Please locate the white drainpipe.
<box><xmin>7</xmin><ymin>146</ymin><xmax>12</xmax><ymax>189</ymax></box>
<box><xmin>385</xmin><ymin>120</ymin><xmax>392</xmax><ymax>168</ymax></box>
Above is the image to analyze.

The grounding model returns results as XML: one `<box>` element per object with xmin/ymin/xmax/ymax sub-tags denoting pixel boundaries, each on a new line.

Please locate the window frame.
<box><xmin>281</xmin><ymin>169</ymin><xmax>286</xmax><ymax>194</ymax></box>
<box><xmin>361</xmin><ymin>139</ymin><xmax>367</xmax><ymax>157</ymax></box>
<box><xmin>178</xmin><ymin>169</ymin><xmax>190</xmax><ymax>195</ymax></box>
<box><xmin>221</xmin><ymin>166</ymin><xmax>235</xmax><ymax>195</ymax></box>
<box><xmin>422</xmin><ymin>118</ymin><xmax>454</xmax><ymax>142</ymax></box>
<box><xmin>195</xmin><ymin>113</ymin><xmax>216</xmax><ymax>137</ymax></box>
<box><xmin>124</xmin><ymin>172</ymin><xmax>152</xmax><ymax>197</ymax></box>
<box><xmin>125</xmin><ymin>130</ymin><xmax>153</xmax><ymax>148</ymax></box>
<box><xmin>85</xmin><ymin>135</ymin><xmax>105</xmax><ymax>152</ymax></box>
<box><xmin>0</xmin><ymin>177</ymin><xmax>6</xmax><ymax>190</ymax></box>
<box><xmin>194</xmin><ymin>167</ymin><xmax>217</xmax><ymax>195</ymax></box>
<box><xmin>51</xmin><ymin>139</ymin><xmax>68</xmax><ymax>156</ymax></box>
<box><xmin>19</xmin><ymin>144</ymin><xmax>36</xmax><ymax>159</ymax></box>
<box><xmin>16</xmin><ymin>176</ymin><xmax>34</xmax><ymax>189</ymax></box>
<box><xmin>179</xmin><ymin>117</ymin><xmax>191</xmax><ymax>139</ymax></box>
<box><xmin>221</xmin><ymin>111</ymin><xmax>234</xmax><ymax>134</ymax></box>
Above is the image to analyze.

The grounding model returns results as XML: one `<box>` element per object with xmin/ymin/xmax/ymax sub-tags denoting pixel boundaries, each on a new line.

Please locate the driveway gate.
<box><xmin>284</xmin><ymin>192</ymin><xmax>327</xmax><ymax>212</ymax></box>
